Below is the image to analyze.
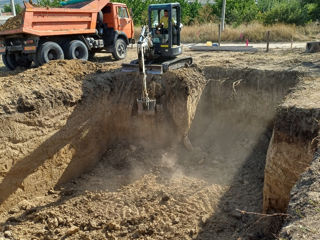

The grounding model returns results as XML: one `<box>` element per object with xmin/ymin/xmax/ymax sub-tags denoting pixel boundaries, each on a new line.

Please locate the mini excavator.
<box><xmin>122</xmin><ymin>3</ymin><xmax>192</xmax><ymax>115</ymax></box>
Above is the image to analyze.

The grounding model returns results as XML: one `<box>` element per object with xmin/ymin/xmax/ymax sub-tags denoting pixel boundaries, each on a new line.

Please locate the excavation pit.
<box><xmin>0</xmin><ymin>57</ymin><xmax>319</xmax><ymax>239</ymax></box>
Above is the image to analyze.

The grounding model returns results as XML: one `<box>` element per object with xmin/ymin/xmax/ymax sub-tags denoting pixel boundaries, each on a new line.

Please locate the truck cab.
<box><xmin>100</xmin><ymin>2</ymin><xmax>134</xmax><ymax>59</ymax></box>
<box><xmin>0</xmin><ymin>0</ymin><xmax>135</xmax><ymax>70</ymax></box>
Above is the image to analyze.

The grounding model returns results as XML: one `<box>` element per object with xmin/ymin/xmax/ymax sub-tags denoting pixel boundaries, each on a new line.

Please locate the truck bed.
<box><xmin>0</xmin><ymin>0</ymin><xmax>108</xmax><ymax>37</ymax></box>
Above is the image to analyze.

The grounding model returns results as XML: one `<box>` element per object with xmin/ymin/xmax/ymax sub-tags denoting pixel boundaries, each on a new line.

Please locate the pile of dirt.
<box><xmin>0</xmin><ymin>12</ymin><xmax>24</xmax><ymax>32</ymax></box>
<box><xmin>0</xmin><ymin>59</ymin><xmax>115</xmax><ymax>115</ymax></box>
<box><xmin>0</xmin><ymin>142</ymin><xmax>226</xmax><ymax>240</ymax></box>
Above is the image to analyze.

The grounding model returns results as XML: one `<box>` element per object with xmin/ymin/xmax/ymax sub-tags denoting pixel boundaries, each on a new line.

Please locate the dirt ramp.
<box><xmin>0</xmin><ymin>60</ymin><xmax>205</xmax><ymax>212</ymax></box>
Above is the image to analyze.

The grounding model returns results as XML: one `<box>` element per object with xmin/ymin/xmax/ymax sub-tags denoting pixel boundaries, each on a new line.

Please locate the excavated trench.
<box><xmin>0</xmin><ymin>61</ymin><xmax>318</xmax><ymax>239</ymax></box>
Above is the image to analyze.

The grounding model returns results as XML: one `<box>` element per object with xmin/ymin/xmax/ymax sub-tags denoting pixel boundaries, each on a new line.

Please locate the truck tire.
<box><xmin>112</xmin><ymin>38</ymin><xmax>127</xmax><ymax>60</ymax></box>
<box><xmin>37</xmin><ymin>41</ymin><xmax>64</xmax><ymax>66</ymax></box>
<box><xmin>2</xmin><ymin>53</ymin><xmax>32</xmax><ymax>70</ymax></box>
<box><xmin>66</xmin><ymin>40</ymin><xmax>89</xmax><ymax>60</ymax></box>
<box><xmin>2</xmin><ymin>54</ymin><xmax>16</xmax><ymax>70</ymax></box>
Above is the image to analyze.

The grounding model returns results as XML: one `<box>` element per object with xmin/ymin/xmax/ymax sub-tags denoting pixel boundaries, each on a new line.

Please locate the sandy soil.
<box><xmin>0</xmin><ymin>46</ymin><xmax>320</xmax><ymax>240</ymax></box>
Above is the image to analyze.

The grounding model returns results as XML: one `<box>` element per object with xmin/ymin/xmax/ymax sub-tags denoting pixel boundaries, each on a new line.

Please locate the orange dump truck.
<box><xmin>0</xmin><ymin>0</ymin><xmax>134</xmax><ymax>70</ymax></box>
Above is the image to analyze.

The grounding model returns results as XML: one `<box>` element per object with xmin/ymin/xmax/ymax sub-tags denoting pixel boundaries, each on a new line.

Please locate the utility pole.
<box><xmin>221</xmin><ymin>0</ymin><xmax>226</xmax><ymax>31</ymax></box>
<box><xmin>10</xmin><ymin>0</ymin><xmax>16</xmax><ymax>16</ymax></box>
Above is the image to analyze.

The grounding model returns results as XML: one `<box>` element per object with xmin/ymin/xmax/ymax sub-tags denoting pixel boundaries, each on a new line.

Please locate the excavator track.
<box><xmin>122</xmin><ymin>56</ymin><xmax>193</xmax><ymax>75</ymax></box>
<box><xmin>161</xmin><ymin>56</ymin><xmax>193</xmax><ymax>72</ymax></box>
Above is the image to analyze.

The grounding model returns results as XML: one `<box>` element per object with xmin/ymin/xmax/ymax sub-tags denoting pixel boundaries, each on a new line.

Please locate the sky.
<box><xmin>0</xmin><ymin>0</ymin><xmax>25</xmax><ymax>8</ymax></box>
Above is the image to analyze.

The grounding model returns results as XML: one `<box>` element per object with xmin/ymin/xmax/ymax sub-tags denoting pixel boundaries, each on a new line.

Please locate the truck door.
<box><xmin>116</xmin><ymin>6</ymin><xmax>133</xmax><ymax>39</ymax></box>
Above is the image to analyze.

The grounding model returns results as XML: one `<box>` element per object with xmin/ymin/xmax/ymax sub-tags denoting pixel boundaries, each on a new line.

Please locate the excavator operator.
<box><xmin>159</xmin><ymin>10</ymin><xmax>170</xmax><ymax>31</ymax></box>
<box><xmin>155</xmin><ymin>10</ymin><xmax>175</xmax><ymax>43</ymax></box>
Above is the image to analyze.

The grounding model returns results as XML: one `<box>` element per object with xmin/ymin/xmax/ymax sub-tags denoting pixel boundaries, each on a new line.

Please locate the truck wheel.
<box><xmin>88</xmin><ymin>51</ymin><xmax>96</xmax><ymax>61</ymax></box>
<box><xmin>2</xmin><ymin>53</ymin><xmax>32</xmax><ymax>70</ymax></box>
<box><xmin>112</xmin><ymin>38</ymin><xmax>127</xmax><ymax>60</ymax></box>
<box><xmin>37</xmin><ymin>41</ymin><xmax>64</xmax><ymax>66</ymax></box>
<box><xmin>66</xmin><ymin>40</ymin><xmax>88</xmax><ymax>60</ymax></box>
<box><xmin>2</xmin><ymin>54</ymin><xmax>16</xmax><ymax>70</ymax></box>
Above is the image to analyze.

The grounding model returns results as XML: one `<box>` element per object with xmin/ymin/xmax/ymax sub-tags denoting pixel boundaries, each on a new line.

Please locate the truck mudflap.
<box><xmin>0</xmin><ymin>37</ymin><xmax>38</xmax><ymax>54</ymax></box>
<box><xmin>121</xmin><ymin>56</ymin><xmax>193</xmax><ymax>75</ymax></box>
<box><xmin>0</xmin><ymin>40</ymin><xmax>6</xmax><ymax>54</ymax></box>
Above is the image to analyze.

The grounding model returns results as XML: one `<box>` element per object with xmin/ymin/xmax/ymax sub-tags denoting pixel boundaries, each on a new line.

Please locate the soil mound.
<box><xmin>0</xmin><ymin>12</ymin><xmax>24</xmax><ymax>32</ymax></box>
<box><xmin>0</xmin><ymin>60</ymin><xmax>114</xmax><ymax>115</ymax></box>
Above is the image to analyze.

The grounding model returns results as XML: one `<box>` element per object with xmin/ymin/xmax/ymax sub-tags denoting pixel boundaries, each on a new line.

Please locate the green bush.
<box><xmin>35</xmin><ymin>0</ymin><xmax>62</xmax><ymax>7</ymax></box>
<box><xmin>3</xmin><ymin>4</ymin><xmax>23</xmax><ymax>14</ymax></box>
<box><xmin>263</xmin><ymin>0</ymin><xmax>309</xmax><ymax>25</ymax></box>
<box><xmin>31</xmin><ymin>0</ymin><xmax>320</xmax><ymax>27</ymax></box>
<box><xmin>213</xmin><ymin>0</ymin><xmax>259</xmax><ymax>26</ymax></box>
<box><xmin>113</xmin><ymin>0</ymin><xmax>202</xmax><ymax>25</ymax></box>
<box><xmin>302</xmin><ymin>0</ymin><xmax>320</xmax><ymax>21</ymax></box>
<box><xmin>257</xmin><ymin>0</ymin><xmax>281</xmax><ymax>13</ymax></box>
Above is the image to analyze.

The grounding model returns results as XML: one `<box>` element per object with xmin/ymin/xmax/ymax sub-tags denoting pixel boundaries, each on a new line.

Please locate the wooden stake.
<box><xmin>266</xmin><ymin>31</ymin><xmax>270</xmax><ymax>52</ymax></box>
<box><xmin>218</xmin><ymin>23</ymin><xmax>222</xmax><ymax>46</ymax></box>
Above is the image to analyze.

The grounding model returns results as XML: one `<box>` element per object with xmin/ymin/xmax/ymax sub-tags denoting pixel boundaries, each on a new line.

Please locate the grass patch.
<box><xmin>134</xmin><ymin>22</ymin><xmax>319</xmax><ymax>43</ymax></box>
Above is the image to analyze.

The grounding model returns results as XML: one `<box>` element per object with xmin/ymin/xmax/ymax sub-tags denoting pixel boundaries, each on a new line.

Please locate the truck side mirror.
<box><xmin>129</xmin><ymin>8</ymin><xmax>133</xmax><ymax>17</ymax></box>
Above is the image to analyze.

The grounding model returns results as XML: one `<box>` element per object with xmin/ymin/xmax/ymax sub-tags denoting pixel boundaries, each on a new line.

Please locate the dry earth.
<box><xmin>0</xmin><ymin>46</ymin><xmax>319</xmax><ymax>240</ymax></box>
<box><xmin>0</xmin><ymin>12</ymin><xmax>23</xmax><ymax>32</ymax></box>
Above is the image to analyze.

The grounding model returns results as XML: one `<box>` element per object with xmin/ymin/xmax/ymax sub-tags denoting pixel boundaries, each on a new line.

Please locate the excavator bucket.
<box><xmin>122</xmin><ymin>63</ymin><xmax>163</xmax><ymax>75</ymax></box>
<box><xmin>137</xmin><ymin>98</ymin><xmax>156</xmax><ymax>115</ymax></box>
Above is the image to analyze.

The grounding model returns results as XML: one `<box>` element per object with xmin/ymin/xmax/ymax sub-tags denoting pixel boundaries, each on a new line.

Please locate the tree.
<box><xmin>263</xmin><ymin>0</ymin><xmax>309</xmax><ymax>25</ymax></box>
<box><xmin>301</xmin><ymin>0</ymin><xmax>320</xmax><ymax>21</ymax></box>
<box><xmin>36</xmin><ymin>0</ymin><xmax>62</xmax><ymax>7</ymax></box>
<box><xmin>3</xmin><ymin>4</ymin><xmax>23</xmax><ymax>14</ymax></box>
<box><xmin>196</xmin><ymin>3</ymin><xmax>217</xmax><ymax>24</ymax></box>
<box><xmin>213</xmin><ymin>0</ymin><xmax>259</xmax><ymax>26</ymax></box>
<box><xmin>113</xmin><ymin>0</ymin><xmax>202</xmax><ymax>25</ymax></box>
<box><xmin>257</xmin><ymin>0</ymin><xmax>281</xmax><ymax>12</ymax></box>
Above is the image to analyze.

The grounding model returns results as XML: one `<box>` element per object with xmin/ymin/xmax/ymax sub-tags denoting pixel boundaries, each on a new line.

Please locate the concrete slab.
<box><xmin>189</xmin><ymin>45</ymin><xmax>258</xmax><ymax>52</ymax></box>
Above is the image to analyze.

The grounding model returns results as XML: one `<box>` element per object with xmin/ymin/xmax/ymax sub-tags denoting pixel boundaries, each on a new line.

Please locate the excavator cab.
<box><xmin>148</xmin><ymin>3</ymin><xmax>182</xmax><ymax>59</ymax></box>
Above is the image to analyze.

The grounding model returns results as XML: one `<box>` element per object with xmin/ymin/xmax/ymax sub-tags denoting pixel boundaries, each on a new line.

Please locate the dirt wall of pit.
<box><xmin>182</xmin><ymin>66</ymin><xmax>302</xmax><ymax>239</ymax></box>
<box><xmin>263</xmin><ymin>77</ymin><xmax>320</xmax><ymax>214</ymax></box>
<box><xmin>265</xmin><ymin>77</ymin><xmax>320</xmax><ymax>239</ymax></box>
<box><xmin>190</xmin><ymin>67</ymin><xmax>320</xmax><ymax>238</ymax></box>
<box><xmin>0</xmin><ymin>61</ymin><xmax>206</xmax><ymax>212</ymax></box>
<box><xmin>279</xmin><ymin>149</ymin><xmax>320</xmax><ymax>239</ymax></box>
<box><xmin>188</xmin><ymin>66</ymin><xmax>301</xmax><ymax>189</ymax></box>
<box><xmin>191</xmin><ymin>67</ymin><xmax>301</xmax><ymax>141</ymax></box>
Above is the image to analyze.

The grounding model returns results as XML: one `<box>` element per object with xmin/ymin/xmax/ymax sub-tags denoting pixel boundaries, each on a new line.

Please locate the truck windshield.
<box><xmin>117</xmin><ymin>7</ymin><xmax>128</xmax><ymax>18</ymax></box>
